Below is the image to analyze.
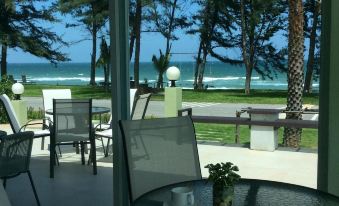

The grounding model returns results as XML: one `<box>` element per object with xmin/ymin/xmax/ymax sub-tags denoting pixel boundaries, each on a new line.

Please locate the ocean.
<box><xmin>7</xmin><ymin>62</ymin><xmax>319</xmax><ymax>91</ymax></box>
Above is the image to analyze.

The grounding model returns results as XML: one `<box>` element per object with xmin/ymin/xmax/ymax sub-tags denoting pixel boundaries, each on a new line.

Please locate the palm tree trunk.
<box><xmin>304</xmin><ymin>0</ymin><xmax>320</xmax><ymax>94</ymax></box>
<box><xmin>284</xmin><ymin>0</ymin><xmax>305</xmax><ymax>148</ymax></box>
<box><xmin>157</xmin><ymin>73</ymin><xmax>163</xmax><ymax>89</ymax></box>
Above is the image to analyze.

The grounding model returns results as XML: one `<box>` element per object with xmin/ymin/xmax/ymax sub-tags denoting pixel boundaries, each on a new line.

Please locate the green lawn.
<box><xmin>23</xmin><ymin>85</ymin><xmax>319</xmax><ymax>105</ymax></box>
<box><xmin>22</xmin><ymin>85</ymin><xmax>111</xmax><ymax>99</ymax></box>
<box><xmin>194</xmin><ymin>123</ymin><xmax>318</xmax><ymax>149</ymax></box>
<box><xmin>22</xmin><ymin>85</ymin><xmax>318</xmax><ymax>149</ymax></box>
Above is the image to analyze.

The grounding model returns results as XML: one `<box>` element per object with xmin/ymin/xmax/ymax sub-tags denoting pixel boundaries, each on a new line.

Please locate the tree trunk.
<box><xmin>90</xmin><ymin>21</ymin><xmax>98</xmax><ymax>86</ymax></box>
<box><xmin>129</xmin><ymin>31</ymin><xmax>136</xmax><ymax>61</ymax></box>
<box><xmin>304</xmin><ymin>0</ymin><xmax>320</xmax><ymax>94</ymax></box>
<box><xmin>284</xmin><ymin>0</ymin><xmax>305</xmax><ymax>148</ymax></box>
<box><xmin>133</xmin><ymin>0</ymin><xmax>142</xmax><ymax>89</ymax></box>
<box><xmin>165</xmin><ymin>0</ymin><xmax>178</xmax><ymax>56</ymax></box>
<box><xmin>197</xmin><ymin>49</ymin><xmax>207</xmax><ymax>90</ymax></box>
<box><xmin>194</xmin><ymin>42</ymin><xmax>203</xmax><ymax>90</ymax></box>
<box><xmin>157</xmin><ymin>72</ymin><xmax>163</xmax><ymax>89</ymax></box>
<box><xmin>244</xmin><ymin>67</ymin><xmax>253</xmax><ymax>95</ymax></box>
<box><xmin>104</xmin><ymin>64</ymin><xmax>109</xmax><ymax>92</ymax></box>
<box><xmin>240</xmin><ymin>0</ymin><xmax>252</xmax><ymax>95</ymax></box>
<box><xmin>1</xmin><ymin>43</ymin><xmax>7</xmax><ymax>77</ymax></box>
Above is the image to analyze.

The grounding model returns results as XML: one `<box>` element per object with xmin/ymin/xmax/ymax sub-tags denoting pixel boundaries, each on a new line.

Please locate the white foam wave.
<box><xmin>186</xmin><ymin>76</ymin><xmax>261</xmax><ymax>83</ymax></box>
<box><xmin>30</xmin><ymin>77</ymin><xmax>104</xmax><ymax>82</ymax></box>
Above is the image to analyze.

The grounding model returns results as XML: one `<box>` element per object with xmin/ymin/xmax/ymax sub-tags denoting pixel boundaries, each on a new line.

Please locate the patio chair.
<box><xmin>94</xmin><ymin>88</ymin><xmax>137</xmax><ymax>131</ymax></box>
<box><xmin>0</xmin><ymin>94</ymin><xmax>50</xmax><ymax>145</ymax></box>
<box><xmin>50</xmin><ymin>99</ymin><xmax>96</xmax><ymax>178</ymax></box>
<box><xmin>0</xmin><ymin>131</ymin><xmax>40</xmax><ymax>206</ymax></box>
<box><xmin>95</xmin><ymin>93</ymin><xmax>151</xmax><ymax>157</ymax></box>
<box><xmin>119</xmin><ymin>116</ymin><xmax>202</xmax><ymax>203</ymax></box>
<box><xmin>42</xmin><ymin>89</ymin><xmax>72</xmax><ymax>150</ymax></box>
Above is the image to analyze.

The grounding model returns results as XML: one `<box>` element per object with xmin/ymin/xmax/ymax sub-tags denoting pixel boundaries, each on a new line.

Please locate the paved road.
<box><xmin>22</xmin><ymin>97</ymin><xmax>318</xmax><ymax>120</ymax></box>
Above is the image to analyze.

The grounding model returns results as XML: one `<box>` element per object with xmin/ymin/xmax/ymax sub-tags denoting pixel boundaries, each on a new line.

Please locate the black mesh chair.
<box><xmin>0</xmin><ymin>131</ymin><xmax>40</xmax><ymax>205</ymax></box>
<box><xmin>119</xmin><ymin>116</ymin><xmax>202</xmax><ymax>203</ymax></box>
<box><xmin>50</xmin><ymin>99</ymin><xmax>97</xmax><ymax>178</ymax></box>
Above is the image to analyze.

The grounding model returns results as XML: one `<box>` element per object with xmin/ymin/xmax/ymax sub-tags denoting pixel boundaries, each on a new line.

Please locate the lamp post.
<box><xmin>164</xmin><ymin>66</ymin><xmax>182</xmax><ymax>117</ymax></box>
<box><xmin>166</xmin><ymin>66</ymin><xmax>180</xmax><ymax>87</ymax></box>
<box><xmin>12</xmin><ymin>83</ymin><xmax>24</xmax><ymax>100</ymax></box>
<box><xmin>11</xmin><ymin>83</ymin><xmax>27</xmax><ymax>125</ymax></box>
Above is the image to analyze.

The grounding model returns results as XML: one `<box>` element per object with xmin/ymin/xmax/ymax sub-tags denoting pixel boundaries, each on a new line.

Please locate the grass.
<box><xmin>194</xmin><ymin>123</ymin><xmax>318</xmax><ymax>149</ymax></box>
<box><xmin>22</xmin><ymin>84</ymin><xmax>318</xmax><ymax>148</ymax></box>
<box><xmin>23</xmin><ymin>85</ymin><xmax>111</xmax><ymax>99</ymax></box>
<box><xmin>23</xmin><ymin>85</ymin><xmax>319</xmax><ymax>105</ymax></box>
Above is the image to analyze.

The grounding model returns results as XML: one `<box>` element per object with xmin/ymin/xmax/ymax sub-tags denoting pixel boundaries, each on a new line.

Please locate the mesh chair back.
<box><xmin>0</xmin><ymin>131</ymin><xmax>34</xmax><ymax>177</ymax></box>
<box><xmin>119</xmin><ymin>116</ymin><xmax>202</xmax><ymax>202</ymax></box>
<box><xmin>131</xmin><ymin>93</ymin><xmax>151</xmax><ymax>120</ymax></box>
<box><xmin>53</xmin><ymin>99</ymin><xmax>92</xmax><ymax>143</ymax></box>
<box><xmin>42</xmin><ymin>89</ymin><xmax>72</xmax><ymax>121</ymax></box>
<box><xmin>0</xmin><ymin>94</ymin><xmax>21</xmax><ymax>133</ymax></box>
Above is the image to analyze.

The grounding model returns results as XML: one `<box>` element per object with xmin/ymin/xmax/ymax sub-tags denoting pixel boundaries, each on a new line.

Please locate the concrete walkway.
<box><xmin>0</xmin><ymin>123</ymin><xmax>317</xmax><ymax>190</ymax></box>
<box><xmin>22</xmin><ymin>96</ymin><xmax>318</xmax><ymax>120</ymax></box>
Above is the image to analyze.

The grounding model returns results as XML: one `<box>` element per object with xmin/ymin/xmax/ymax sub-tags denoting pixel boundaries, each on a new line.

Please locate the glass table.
<box><xmin>133</xmin><ymin>179</ymin><xmax>339</xmax><ymax>206</ymax></box>
<box><xmin>46</xmin><ymin>106</ymin><xmax>110</xmax><ymax>115</ymax></box>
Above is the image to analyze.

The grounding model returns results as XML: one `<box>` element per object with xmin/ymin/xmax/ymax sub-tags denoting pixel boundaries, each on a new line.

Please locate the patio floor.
<box><xmin>0</xmin><ymin>124</ymin><xmax>317</xmax><ymax>206</ymax></box>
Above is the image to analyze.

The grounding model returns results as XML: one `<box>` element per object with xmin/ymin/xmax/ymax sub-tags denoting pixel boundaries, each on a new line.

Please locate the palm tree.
<box><xmin>152</xmin><ymin>50</ymin><xmax>170</xmax><ymax>89</ymax></box>
<box><xmin>283</xmin><ymin>0</ymin><xmax>305</xmax><ymax>148</ymax></box>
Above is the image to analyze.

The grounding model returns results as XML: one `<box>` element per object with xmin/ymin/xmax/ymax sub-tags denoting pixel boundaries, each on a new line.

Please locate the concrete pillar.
<box><xmin>248</xmin><ymin>109</ymin><xmax>281</xmax><ymax>151</ymax></box>
<box><xmin>11</xmin><ymin>100</ymin><xmax>27</xmax><ymax>126</ymax></box>
<box><xmin>317</xmin><ymin>0</ymin><xmax>339</xmax><ymax>196</ymax></box>
<box><xmin>164</xmin><ymin>87</ymin><xmax>182</xmax><ymax>117</ymax></box>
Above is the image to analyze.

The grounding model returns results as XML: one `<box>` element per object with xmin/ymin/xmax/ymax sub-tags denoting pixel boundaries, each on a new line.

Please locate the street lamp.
<box><xmin>12</xmin><ymin>83</ymin><xmax>24</xmax><ymax>100</ymax></box>
<box><xmin>166</xmin><ymin>66</ymin><xmax>180</xmax><ymax>87</ymax></box>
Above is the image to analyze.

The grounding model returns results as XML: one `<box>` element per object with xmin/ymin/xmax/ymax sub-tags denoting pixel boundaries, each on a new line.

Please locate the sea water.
<box><xmin>7</xmin><ymin>62</ymin><xmax>319</xmax><ymax>91</ymax></box>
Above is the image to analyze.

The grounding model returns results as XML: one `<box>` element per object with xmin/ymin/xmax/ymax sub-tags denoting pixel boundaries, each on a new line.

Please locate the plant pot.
<box><xmin>214</xmin><ymin>186</ymin><xmax>234</xmax><ymax>206</ymax></box>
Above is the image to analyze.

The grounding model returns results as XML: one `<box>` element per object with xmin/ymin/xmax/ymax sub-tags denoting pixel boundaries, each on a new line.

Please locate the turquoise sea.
<box><xmin>7</xmin><ymin>62</ymin><xmax>319</xmax><ymax>91</ymax></box>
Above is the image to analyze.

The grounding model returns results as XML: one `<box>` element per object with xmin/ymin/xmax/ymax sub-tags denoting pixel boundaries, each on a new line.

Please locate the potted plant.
<box><xmin>205</xmin><ymin>162</ymin><xmax>241</xmax><ymax>206</ymax></box>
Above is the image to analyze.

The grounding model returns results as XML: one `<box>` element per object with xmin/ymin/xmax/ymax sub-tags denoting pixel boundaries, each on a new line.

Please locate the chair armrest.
<box><xmin>19</xmin><ymin>118</ymin><xmax>53</xmax><ymax>132</ymax></box>
<box><xmin>94</xmin><ymin>123</ymin><xmax>112</xmax><ymax>131</ymax></box>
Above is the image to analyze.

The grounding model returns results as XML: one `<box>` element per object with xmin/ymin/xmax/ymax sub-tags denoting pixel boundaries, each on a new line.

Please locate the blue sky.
<box><xmin>7</xmin><ymin>3</ymin><xmax>291</xmax><ymax>64</ymax></box>
<box><xmin>7</xmin><ymin>14</ymin><xmax>204</xmax><ymax>63</ymax></box>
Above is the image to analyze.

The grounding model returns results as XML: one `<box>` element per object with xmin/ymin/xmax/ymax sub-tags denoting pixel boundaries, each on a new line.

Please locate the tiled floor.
<box><xmin>0</xmin><ymin>123</ymin><xmax>317</xmax><ymax>206</ymax></box>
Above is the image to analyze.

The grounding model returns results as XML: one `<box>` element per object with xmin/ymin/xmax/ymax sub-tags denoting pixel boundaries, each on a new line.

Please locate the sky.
<box><xmin>6</xmin><ymin>2</ymin><xmax>291</xmax><ymax>64</ymax></box>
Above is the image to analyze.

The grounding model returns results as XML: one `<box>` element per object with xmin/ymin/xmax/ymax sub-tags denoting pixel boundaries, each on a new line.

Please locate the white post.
<box><xmin>164</xmin><ymin>66</ymin><xmax>182</xmax><ymax>117</ymax></box>
<box><xmin>165</xmin><ymin>87</ymin><xmax>182</xmax><ymax>117</ymax></box>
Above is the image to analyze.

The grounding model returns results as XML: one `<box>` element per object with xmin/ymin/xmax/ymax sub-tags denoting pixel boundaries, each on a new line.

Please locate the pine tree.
<box><xmin>0</xmin><ymin>0</ymin><xmax>69</xmax><ymax>77</ymax></box>
<box><xmin>57</xmin><ymin>0</ymin><xmax>108</xmax><ymax>86</ymax></box>
<box><xmin>146</xmin><ymin>0</ymin><xmax>190</xmax><ymax>88</ymax></box>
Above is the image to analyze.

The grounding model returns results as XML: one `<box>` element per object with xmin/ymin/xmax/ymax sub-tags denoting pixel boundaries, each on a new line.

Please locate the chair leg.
<box><xmin>50</xmin><ymin>146</ymin><xmax>55</xmax><ymax>178</ymax></box>
<box><xmin>105</xmin><ymin>138</ymin><xmax>111</xmax><ymax>157</ymax></box>
<box><xmin>81</xmin><ymin>142</ymin><xmax>85</xmax><ymax>165</ymax></box>
<box><xmin>2</xmin><ymin>178</ymin><xmax>6</xmax><ymax>188</ymax></box>
<box><xmin>91</xmin><ymin>139</ymin><xmax>97</xmax><ymax>175</ymax></box>
<box><xmin>57</xmin><ymin>145</ymin><xmax>62</xmax><ymax>157</ymax></box>
<box><xmin>41</xmin><ymin>137</ymin><xmax>45</xmax><ymax>150</ymax></box>
<box><xmin>27</xmin><ymin>171</ymin><xmax>41</xmax><ymax>206</ymax></box>
<box><xmin>55</xmin><ymin>151</ymin><xmax>60</xmax><ymax>166</ymax></box>
<box><xmin>100</xmin><ymin>137</ymin><xmax>106</xmax><ymax>155</ymax></box>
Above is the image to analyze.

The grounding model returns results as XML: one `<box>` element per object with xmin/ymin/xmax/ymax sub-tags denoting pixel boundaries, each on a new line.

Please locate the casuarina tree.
<box><xmin>57</xmin><ymin>0</ymin><xmax>108</xmax><ymax>86</ymax></box>
<box><xmin>0</xmin><ymin>0</ymin><xmax>69</xmax><ymax>77</ymax></box>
